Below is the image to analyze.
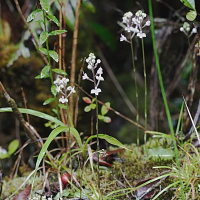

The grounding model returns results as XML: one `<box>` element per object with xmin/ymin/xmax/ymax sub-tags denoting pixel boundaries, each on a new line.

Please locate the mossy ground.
<box><xmin>2</xmin><ymin>137</ymin><xmax>200</xmax><ymax>199</ymax></box>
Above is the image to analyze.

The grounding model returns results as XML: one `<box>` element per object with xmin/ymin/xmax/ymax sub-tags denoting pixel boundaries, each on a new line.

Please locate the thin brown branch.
<box><xmin>74</xmin><ymin>58</ymin><xmax>86</xmax><ymax>127</ymax></box>
<box><xmin>0</xmin><ymin>81</ymin><xmax>42</xmax><ymax>151</ymax></box>
<box><xmin>69</xmin><ymin>0</ymin><xmax>82</xmax><ymax>122</ymax></box>
<box><xmin>75</xmin><ymin>83</ymin><xmax>147</xmax><ymax>131</ymax></box>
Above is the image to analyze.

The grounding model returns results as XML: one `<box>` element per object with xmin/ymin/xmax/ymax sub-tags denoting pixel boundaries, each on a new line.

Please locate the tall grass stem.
<box><xmin>148</xmin><ymin>0</ymin><xmax>184</xmax><ymax>198</ymax></box>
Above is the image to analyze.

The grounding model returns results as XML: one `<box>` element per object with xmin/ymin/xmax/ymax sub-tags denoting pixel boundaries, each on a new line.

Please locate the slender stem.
<box><xmin>141</xmin><ymin>38</ymin><xmax>147</xmax><ymax>143</ymax></box>
<box><xmin>95</xmin><ymin>95</ymin><xmax>100</xmax><ymax>191</ymax></box>
<box><xmin>148</xmin><ymin>0</ymin><xmax>184</xmax><ymax>198</ymax></box>
<box><xmin>43</xmin><ymin>11</ymin><xmax>60</xmax><ymax>121</ymax></box>
<box><xmin>130</xmin><ymin>39</ymin><xmax>139</xmax><ymax>146</ymax></box>
<box><xmin>91</xmin><ymin>67</ymin><xmax>100</xmax><ymax>192</ymax></box>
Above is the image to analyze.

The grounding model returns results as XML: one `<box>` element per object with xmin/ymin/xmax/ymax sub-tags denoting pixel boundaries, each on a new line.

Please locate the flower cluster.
<box><xmin>82</xmin><ymin>53</ymin><xmax>104</xmax><ymax>96</ymax></box>
<box><xmin>120</xmin><ymin>10</ymin><xmax>150</xmax><ymax>42</ymax></box>
<box><xmin>54</xmin><ymin>77</ymin><xmax>76</xmax><ymax>104</ymax></box>
<box><xmin>180</xmin><ymin>22</ymin><xmax>197</xmax><ymax>37</ymax></box>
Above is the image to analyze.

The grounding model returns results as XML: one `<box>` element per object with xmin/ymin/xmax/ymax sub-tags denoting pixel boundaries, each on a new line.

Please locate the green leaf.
<box><xmin>54</xmin><ymin>190</ymin><xmax>70</xmax><ymax>199</ymax></box>
<box><xmin>43</xmin><ymin>98</ymin><xmax>54</xmax><ymax>105</ymax></box>
<box><xmin>90</xmin><ymin>103</ymin><xmax>96</xmax><ymax>109</ymax></box>
<box><xmin>88</xmin><ymin>22</ymin><xmax>116</xmax><ymax>51</ymax></box>
<box><xmin>39</xmin><ymin>31</ymin><xmax>49</xmax><ymax>45</ymax></box>
<box><xmin>40</xmin><ymin>0</ymin><xmax>50</xmax><ymax>12</ymax></box>
<box><xmin>186</xmin><ymin>10</ymin><xmax>197</xmax><ymax>21</ymax></box>
<box><xmin>180</xmin><ymin>0</ymin><xmax>195</xmax><ymax>10</ymax></box>
<box><xmin>85</xmin><ymin>134</ymin><xmax>130</xmax><ymax>151</ymax></box>
<box><xmin>82</xmin><ymin>0</ymin><xmax>95</xmax><ymax>13</ymax></box>
<box><xmin>49</xmin><ymin>50</ymin><xmax>59</xmax><ymax>62</ymax></box>
<box><xmin>46</xmin><ymin>15</ymin><xmax>60</xmax><ymax>26</ymax></box>
<box><xmin>41</xmin><ymin>65</ymin><xmax>50</xmax><ymax>78</ymax></box>
<box><xmin>32</xmin><ymin>126</ymin><xmax>78</xmax><ymax>187</ymax></box>
<box><xmin>8</xmin><ymin>139</ymin><xmax>19</xmax><ymax>155</ymax></box>
<box><xmin>0</xmin><ymin>108</ymin><xmax>82</xmax><ymax>148</ymax></box>
<box><xmin>98</xmin><ymin>115</ymin><xmax>104</xmax><ymax>120</ymax></box>
<box><xmin>0</xmin><ymin>153</ymin><xmax>9</xmax><ymax>159</ymax></box>
<box><xmin>49</xmin><ymin>30</ymin><xmax>67</xmax><ymax>36</ymax></box>
<box><xmin>51</xmin><ymin>85</ymin><xmax>57</xmax><ymax>96</ymax></box>
<box><xmin>103</xmin><ymin>116</ymin><xmax>111</xmax><ymax>123</ymax></box>
<box><xmin>147</xmin><ymin>147</ymin><xmax>175</xmax><ymax>160</ymax></box>
<box><xmin>52</xmin><ymin>68</ymin><xmax>67</xmax><ymax>75</ymax></box>
<box><xmin>98</xmin><ymin>134</ymin><xmax>128</xmax><ymax>150</ymax></box>
<box><xmin>101</xmin><ymin>102</ymin><xmax>110</xmax><ymax>116</ymax></box>
<box><xmin>58</xmin><ymin>104</ymin><xmax>67</xmax><ymax>109</ymax></box>
<box><xmin>27</xmin><ymin>9</ymin><xmax>42</xmax><ymax>22</ymax></box>
<box><xmin>92</xmin><ymin>98</ymin><xmax>96</xmax><ymax>103</ymax></box>
<box><xmin>35</xmin><ymin>74</ymin><xmax>49</xmax><ymax>79</ymax></box>
<box><xmin>39</xmin><ymin>47</ymin><xmax>48</xmax><ymax>55</ymax></box>
<box><xmin>84</xmin><ymin>105</ymin><xmax>91</xmax><ymax>112</ymax></box>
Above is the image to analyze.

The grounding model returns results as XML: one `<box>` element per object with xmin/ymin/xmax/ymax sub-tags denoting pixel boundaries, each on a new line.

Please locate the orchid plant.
<box><xmin>119</xmin><ymin>10</ymin><xmax>150</xmax><ymax>144</ymax></box>
<box><xmin>82</xmin><ymin>52</ymin><xmax>104</xmax><ymax>190</ymax></box>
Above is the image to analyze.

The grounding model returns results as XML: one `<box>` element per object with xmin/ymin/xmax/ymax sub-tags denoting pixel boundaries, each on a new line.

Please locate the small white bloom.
<box><xmin>145</xmin><ymin>20</ymin><xmax>150</xmax><ymax>26</ymax></box>
<box><xmin>87</xmin><ymin>64</ymin><xmax>92</xmax><ymax>70</ymax></box>
<box><xmin>97</xmin><ymin>67</ymin><xmax>103</xmax><ymax>75</ymax></box>
<box><xmin>96</xmin><ymin>75</ymin><xmax>104</xmax><ymax>81</ymax></box>
<box><xmin>124</xmin><ymin>11</ymin><xmax>133</xmax><ymax>18</ymax></box>
<box><xmin>186</xmin><ymin>27</ymin><xmax>190</xmax><ymax>32</ymax></box>
<box><xmin>191</xmin><ymin>27</ymin><xmax>197</xmax><ymax>34</ymax></box>
<box><xmin>137</xmin><ymin>32</ymin><xmax>146</xmax><ymax>38</ymax></box>
<box><xmin>67</xmin><ymin>86</ymin><xmax>76</xmax><ymax>93</ymax></box>
<box><xmin>54</xmin><ymin>78</ymin><xmax>61</xmax><ymax>85</ymax></box>
<box><xmin>142</xmin><ymin>13</ymin><xmax>147</xmax><ymax>18</ymax></box>
<box><xmin>67</xmin><ymin>86</ymin><xmax>72</xmax><ymax>91</ymax></box>
<box><xmin>120</xmin><ymin>34</ymin><xmax>127</xmax><ymax>41</ymax></box>
<box><xmin>125</xmin><ymin>25</ymin><xmax>134</xmax><ymax>32</ymax></box>
<box><xmin>59</xmin><ymin>96</ymin><xmax>68</xmax><ymax>103</ymax></box>
<box><xmin>82</xmin><ymin>72</ymin><xmax>89</xmax><ymax>80</ymax></box>
<box><xmin>91</xmin><ymin>88</ymin><xmax>102</xmax><ymax>96</ymax></box>
<box><xmin>180</xmin><ymin>27</ymin><xmax>184</xmax><ymax>32</ymax></box>
<box><xmin>132</xmin><ymin>17</ymin><xmax>140</xmax><ymax>25</ymax></box>
<box><xmin>56</xmin><ymin>86</ymin><xmax>62</xmax><ymax>93</ymax></box>
<box><xmin>125</xmin><ymin>26</ymin><xmax>139</xmax><ymax>33</ymax></box>
<box><xmin>61</xmin><ymin>77</ymin><xmax>69</xmax><ymax>85</ymax></box>
<box><xmin>122</xmin><ymin>16</ymin><xmax>129</xmax><ymax>24</ymax></box>
<box><xmin>96</xmin><ymin>59</ymin><xmax>101</xmax><ymax>64</ymax></box>
<box><xmin>71</xmin><ymin>86</ymin><xmax>76</xmax><ymax>93</ymax></box>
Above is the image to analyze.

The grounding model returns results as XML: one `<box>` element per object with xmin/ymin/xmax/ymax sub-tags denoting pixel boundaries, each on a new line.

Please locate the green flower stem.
<box><xmin>148</xmin><ymin>0</ymin><xmax>184</xmax><ymax>198</ymax></box>
<box><xmin>141</xmin><ymin>38</ymin><xmax>147</xmax><ymax>143</ymax></box>
<box><xmin>130</xmin><ymin>39</ymin><xmax>139</xmax><ymax>146</ymax></box>
<box><xmin>91</xmin><ymin>67</ymin><xmax>100</xmax><ymax>192</ymax></box>
<box><xmin>43</xmin><ymin>11</ymin><xmax>60</xmax><ymax>121</ymax></box>
<box><xmin>95</xmin><ymin>95</ymin><xmax>100</xmax><ymax>191</ymax></box>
